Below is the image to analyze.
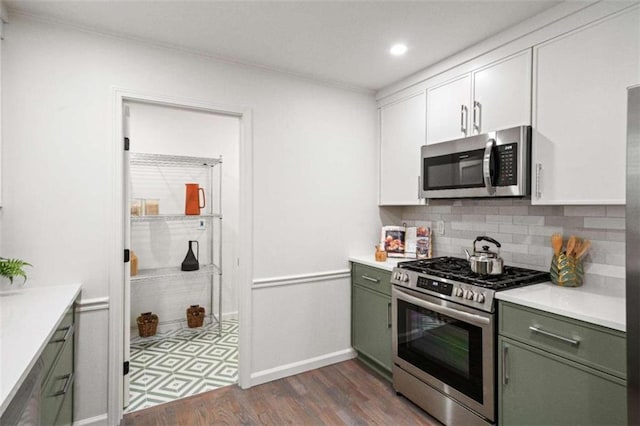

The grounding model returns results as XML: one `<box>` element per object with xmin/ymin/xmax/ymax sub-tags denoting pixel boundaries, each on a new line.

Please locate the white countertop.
<box><xmin>0</xmin><ymin>284</ymin><xmax>81</xmax><ymax>416</ymax></box>
<box><xmin>349</xmin><ymin>255</ymin><xmax>408</xmax><ymax>272</ymax></box>
<box><xmin>496</xmin><ymin>282</ymin><xmax>625</xmax><ymax>332</ymax></box>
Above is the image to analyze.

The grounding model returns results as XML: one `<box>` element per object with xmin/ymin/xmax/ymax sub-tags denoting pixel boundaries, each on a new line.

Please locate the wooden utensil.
<box><xmin>572</xmin><ymin>239</ymin><xmax>580</xmax><ymax>258</ymax></box>
<box><xmin>566</xmin><ymin>235</ymin><xmax>576</xmax><ymax>257</ymax></box>
<box><xmin>575</xmin><ymin>240</ymin><xmax>591</xmax><ymax>259</ymax></box>
<box><xmin>551</xmin><ymin>233</ymin><xmax>563</xmax><ymax>256</ymax></box>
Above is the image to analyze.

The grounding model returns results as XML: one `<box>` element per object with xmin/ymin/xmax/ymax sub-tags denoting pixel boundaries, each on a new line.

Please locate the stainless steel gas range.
<box><xmin>390</xmin><ymin>257</ymin><xmax>549</xmax><ymax>426</ymax></box>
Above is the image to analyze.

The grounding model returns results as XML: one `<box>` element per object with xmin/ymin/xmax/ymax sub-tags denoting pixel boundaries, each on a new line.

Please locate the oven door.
<box><xmin>392</xmin><ymin>286</ymin><xmax>495</xmax><ymax>422</ymax></box>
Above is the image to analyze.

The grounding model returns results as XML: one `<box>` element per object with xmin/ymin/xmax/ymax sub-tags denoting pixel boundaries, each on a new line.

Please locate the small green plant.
<box><xmin>0</xmin><ymin>257</ymin><xmax>32</xmax><ymax>284</ymax></box>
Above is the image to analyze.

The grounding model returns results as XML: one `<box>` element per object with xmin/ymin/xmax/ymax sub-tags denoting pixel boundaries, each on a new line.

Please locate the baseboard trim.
<box><xmin>249</xmin><ymin>348</ymin><xmax>357</xmax><ymax>387</ymax></box>
<box><xmin>252</xmin><ymin>270</ymin><xmax>350</xmax><ymax>289</ymax></box>
<box><xmin>76</xmin><ymin>297</ymin><xmax>110</xmax><ymax>313</ymax></box>
<box><xmin>73</xmin><ymin>413</ymin><xmax>108</xmax><ymax>426</ymax></box>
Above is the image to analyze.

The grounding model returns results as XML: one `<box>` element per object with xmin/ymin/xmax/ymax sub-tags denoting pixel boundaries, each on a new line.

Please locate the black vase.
<box><xmin>181</xmin><ymin>240</ymin><xmax>200</xmax><ymax>271</ymax></box>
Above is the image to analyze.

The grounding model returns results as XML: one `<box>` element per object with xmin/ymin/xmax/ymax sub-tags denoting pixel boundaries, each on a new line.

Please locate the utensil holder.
<box><xmin>137</xmin><ymin>312</ymin><xmax>158</xmax><ymax>337</ymax></box>
<box><xmin>550</xmin><ymin>253</ymin><xmax>584</xmax><ymax>287</ymax></box>
<box><xmin>186</xmin><ymin>305</ymin><xmax>205</xmax><ymax>328</ymax></box>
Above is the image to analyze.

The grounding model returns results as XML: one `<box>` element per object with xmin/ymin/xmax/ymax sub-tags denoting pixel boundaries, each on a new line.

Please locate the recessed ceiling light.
<box><xmin>390</xmin><ymin>43</ymin><xmax>408</xmax><ymax>56</ymax></box>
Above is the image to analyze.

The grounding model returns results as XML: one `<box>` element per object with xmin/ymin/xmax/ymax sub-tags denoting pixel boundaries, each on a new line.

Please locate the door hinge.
<box><xmin>124</xmin><ymin>249</ymin><xmax>130</xmax><ymax>263</ymax></box>
<box><xmin>123</xmin><ymin>361</ymin><xmax>130</xmax><ymax>376</ymax></box>
<box><xmin>124</xmin><ymin>137</ymin><xmax>130</xmax><ymax>151</ymax></box>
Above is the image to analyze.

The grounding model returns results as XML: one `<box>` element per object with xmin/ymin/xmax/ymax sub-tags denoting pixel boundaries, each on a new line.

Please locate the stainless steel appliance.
<box><xmin>391</xmin><ymin>257</ymin><xmax>549</xmax><ymax>425</ymax></box>
<box><xmin>626</xmin><ymin>84</ymin><xmax>640</xmax><ymax>424</ymax></box>
<box><xmin>420</xmin><ymin>125</ymin><xmax>531</xmax><ymax>199</ymax></box>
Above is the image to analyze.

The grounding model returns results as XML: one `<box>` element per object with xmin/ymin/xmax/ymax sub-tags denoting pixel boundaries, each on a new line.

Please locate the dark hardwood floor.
<box><xmin>122</xmin><ymin>359</ymin><xmax>441</xmax><ymax>425</ymax></box>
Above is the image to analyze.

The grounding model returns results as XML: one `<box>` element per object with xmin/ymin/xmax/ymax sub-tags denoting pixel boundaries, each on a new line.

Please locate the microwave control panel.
<box><xmin>496</xmin><ymin>143</ymin><xmax>518</xmax><ymax>187</ymax></box>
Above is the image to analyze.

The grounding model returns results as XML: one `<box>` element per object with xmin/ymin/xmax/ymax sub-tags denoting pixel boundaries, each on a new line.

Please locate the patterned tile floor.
<box><xmin>125</xmin><ymin>319</ymin><xmax>238</xmax><ymax>413</ymax></box>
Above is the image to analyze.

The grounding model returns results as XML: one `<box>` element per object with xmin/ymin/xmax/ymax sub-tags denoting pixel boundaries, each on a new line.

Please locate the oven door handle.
<box><xmin>395</xmin><ymin>289</ymin><xmax>491</xmax><ymax>327</ymax></box>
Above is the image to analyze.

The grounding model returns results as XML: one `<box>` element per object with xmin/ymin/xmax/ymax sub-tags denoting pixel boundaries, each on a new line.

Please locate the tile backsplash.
<box><xmin>396</xmin><ymin>199</ymin><xmax>625</xmax><ymax>297</ymax></box>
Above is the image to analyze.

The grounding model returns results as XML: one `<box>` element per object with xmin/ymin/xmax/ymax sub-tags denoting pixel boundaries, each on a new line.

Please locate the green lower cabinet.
<box><xmin>352</xmin><ymin>283</ymin><xmax>392</xmax><ymax>379</ymax></box>
<box><xmin>41</xmin><ymin>305</ymin><xmax>75</xmax><ymax>426</ymax></box>
<box><xmin>54</xmin><ymin>383</ymin><xmax>74</xmax><ymax>426</ymax></box>
<box><xmin>499</xmin><ymin>336</ymin><xmax>626</xmax><ymax>425</ymax></box>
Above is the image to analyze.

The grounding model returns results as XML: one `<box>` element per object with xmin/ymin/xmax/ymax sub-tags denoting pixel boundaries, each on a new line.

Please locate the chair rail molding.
<box><xmin>252</xmin><ymin>269</ymin><xmax>351</xmax><ymax>289</ymax></box>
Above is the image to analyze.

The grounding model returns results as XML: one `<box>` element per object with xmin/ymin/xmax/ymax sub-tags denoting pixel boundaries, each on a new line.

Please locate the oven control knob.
<box><xmin>474</xmin><ymin>292</ymin><xmax>486</xmax><ymax>303</ymax></box>
<box><xmin>464</xmin><ymin>289</ymin><xmax>474</xmax><ymax>300</ymax></box>
<box><xmin>393</xmin><ymin>272</ymin><xmax>400</xmax><ymax>280</ymax></box>
<box><xmin>454</xmin><ymin>287</ymin><xmax>463</xmax><ymax>297</ymax></box>
<box><xmin>401</xmin><ymin>273</ymin><xmax>410</xmax><ymax>282</ymax></box>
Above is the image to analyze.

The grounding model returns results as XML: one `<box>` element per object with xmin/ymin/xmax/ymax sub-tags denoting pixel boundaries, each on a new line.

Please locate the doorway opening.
<box><xmin>122</xmin><ymin>100</ymin><xmax>241</xmax><ymax>412</ymax></box>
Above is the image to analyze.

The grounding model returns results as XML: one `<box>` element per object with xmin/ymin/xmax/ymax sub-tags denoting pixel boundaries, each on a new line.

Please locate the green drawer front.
<box><xmin>54</xmin><ymin>381</ymin><xmax>74</xmax><ymax>426</ymax></box>
<box><xmin>352</xmin><ymin>263</ymin><xmax>392</xmax><ymax>296</ymax></box>
<box><xmin>41</xmin><ymin>308</ymin><xmax>74</xmax><ymax>381</ymax></box>
<box><xmin>499</xmin><ymin>302</ymin><xmax>626</xmax><ymax>378</ymax></box>
<box><xmin>41</xmin><ymin>331</ymin><xmax>74</xmax><ymax>425</ymax></box>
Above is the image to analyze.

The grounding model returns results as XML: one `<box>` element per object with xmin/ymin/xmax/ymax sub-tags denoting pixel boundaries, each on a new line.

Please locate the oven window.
<box><xmin>397</xmin><ymin>299</ymin><xmax>484</xmax><ymax>403</ymax></box>
<box><xmin>424</xmin><ymin>148</ymin><xmax>485</xmax><ymax>190</ymax></box>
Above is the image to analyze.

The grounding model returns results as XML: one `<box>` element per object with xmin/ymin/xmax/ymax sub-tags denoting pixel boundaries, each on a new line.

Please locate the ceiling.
<box><xmin>6</xmin><ymin>1</ymin><xmax>562</xmax><ymax>92</ymax></box>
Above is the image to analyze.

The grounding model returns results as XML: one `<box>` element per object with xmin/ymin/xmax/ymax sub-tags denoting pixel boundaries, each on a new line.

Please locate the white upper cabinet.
<box><xmin>426</xmin><ymin>50</ymin><xmax>532</xmax><ymax>145</ymax></box>
<box><xmin>473</xmin><ymin>51</ymin><xmax>532</xmax><ymax>135</ymax></box>
<box><xmin>532</xmin><ymin>6</ymin><xmax>640</xmax><ymax>205</ymax></box>
<box><xmin>426</xmin><ymin>74</ymin><xmax>471</xmax><ymax>145</ymax></box>
<box><xmin>379</xmin><ymin>91</ymin><xmax>426</xmax><ymax>205</ymax></box>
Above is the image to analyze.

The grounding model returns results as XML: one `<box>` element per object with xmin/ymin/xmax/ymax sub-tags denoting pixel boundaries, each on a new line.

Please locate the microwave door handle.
<box><xmin>483</xmin><ymin>138</ymin><xmax>496</xmax><ymax>195</ymax></box>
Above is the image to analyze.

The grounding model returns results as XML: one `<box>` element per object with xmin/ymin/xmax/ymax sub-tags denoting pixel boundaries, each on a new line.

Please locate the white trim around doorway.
<box><xmin>108</xmin><ymin>87</ymin><xmax>253</xmax><ymax>425</ymax></box>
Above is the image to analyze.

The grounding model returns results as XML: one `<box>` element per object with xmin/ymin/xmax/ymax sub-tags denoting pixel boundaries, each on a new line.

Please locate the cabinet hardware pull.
<box><xmin>50</xmin><ymin>373</ymin><xmax>74</xmax><ymax>397</ymax></box>
<box><xmin>535</xmin><ymin>163</ymin><xmax>542</xmax><ymax>199</ymax></box>
<box><xmin>473</xmin><ymin>101</ymin><xmax>481</xmax><ymax>133</ymax></box>
<box><xmin>361</xmin><ymin>275</ymin><xmax>380</xmax><ymax>283</ymax></box>
<box><xmin>49</xmin><ymin>323</ymin><xmax>74</xmax><ymax>344</ymax></box>
<box><xmin>529</xmin><ymin>326</ymin><xmax>580</xmax><ymax>346</ymax></box>
<box><xmin>387</xmin><ymin>302</ymin><xmax>392</xmax><ymax>328</ymax></box>
<box><xmin>502</xmin><ymin>345</ymin><xmax>509</xmax><ymax>385</ymax></box>
<box><xmin>460</xmin><ymin>105</ymin><xmax>468</xmax><ymax>135</ymax></box>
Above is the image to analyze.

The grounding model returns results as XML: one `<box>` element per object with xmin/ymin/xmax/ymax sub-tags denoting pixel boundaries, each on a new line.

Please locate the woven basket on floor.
<box><xmin>186</xmin><ymin>305</ymin><xmax>205</xmax><ymax>328</ymax></box>
<box><xmin>137</xmin><ymin>312</ymin><xmax>158</xmax><ymax>337</ymax></box>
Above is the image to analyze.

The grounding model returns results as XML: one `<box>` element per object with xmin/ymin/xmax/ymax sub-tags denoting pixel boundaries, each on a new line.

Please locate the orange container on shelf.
<box><xmin>185</xmin><ymin>183</ymin><xmax>205</xmax><ymax>215</ymax></box>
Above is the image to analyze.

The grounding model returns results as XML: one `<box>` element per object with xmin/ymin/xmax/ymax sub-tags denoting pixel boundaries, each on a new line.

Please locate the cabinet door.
<box><xmin>426</xmin><ymin>74</ymin><xmax>471</xmax><ymax>144</ymax></box>
<box><xmin>379</xmin><ymin>91</ymin><xmax>426</xmax><ymax>205</ymax></box>
<box><xmin>352</xmin><ymin>284</ymin><xmax>392</xmax><ymax>374</ymax></box>
<box><xmin>532</xmin><ymin>7</ymin><xmax>640</xmax><ymax>204</ymax></box>
<box><xmin>499</xmin><ymin>337</ymin><xmax>626</xmax><ymax>426</ymax></box>
<box><xmin>473</xmin><ymin>50</ymin><xmax>532</xmax><ymax>134</ymax></box>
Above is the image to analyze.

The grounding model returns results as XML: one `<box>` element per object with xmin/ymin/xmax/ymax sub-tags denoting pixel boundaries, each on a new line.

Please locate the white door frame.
<box><xmin>108</xmin><ymin>87</ymin><xmax>253</xmax><ymax>424</ymax></box>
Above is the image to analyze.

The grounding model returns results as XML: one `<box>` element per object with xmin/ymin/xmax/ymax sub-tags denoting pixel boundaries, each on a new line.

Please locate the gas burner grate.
<box><xmin>398</xmin><ymin>256</ymin><xmax>549</xmax><ymax>290</ymax></box>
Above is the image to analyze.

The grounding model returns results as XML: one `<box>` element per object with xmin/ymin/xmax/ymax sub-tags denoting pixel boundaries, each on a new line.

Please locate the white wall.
<box><xmin>1</xmin><ymin>15</ymin><xmax>379</xmax><ymax>424</ymax></box>
<box><xmin>127</xmin><ymin>102</ymin><xmax>240</xmax><ymax>330</ymax></box>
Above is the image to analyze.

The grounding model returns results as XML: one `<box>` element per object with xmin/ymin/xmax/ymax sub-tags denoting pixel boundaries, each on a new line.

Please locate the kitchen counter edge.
<box><xmin>495</xmin><ymin>282</ymin><xmax>625</xmax><ymax>332</ymax></box>
<box><xmin>349</xmin><ymin>255</ymin><xmax>406</xmax><ymax>272</ymax></box>
<box><xmin>0</xmin><ymin>284</ymin><xmax>81</xmax><ymax>416</ymax></box>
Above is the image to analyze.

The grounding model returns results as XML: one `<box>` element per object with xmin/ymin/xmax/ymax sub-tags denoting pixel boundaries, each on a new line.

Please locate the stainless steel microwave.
<box><xmin>419</xmin><ymin>125</ymin><xmax>531</xmax><ymax>199</ymax></box>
